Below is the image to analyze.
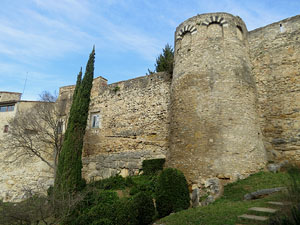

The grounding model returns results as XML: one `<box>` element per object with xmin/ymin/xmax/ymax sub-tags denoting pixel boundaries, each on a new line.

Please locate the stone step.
<box><xmin>238</xmin><ymin>214</ymin><xmax>269</xmax><ymax>221</ymax></box>
<box><xmin>267</xmin><ymin>201</ymin><xmax>291</xmax><ymax>206</ymax></box>
<box><xmin>249</xmin><ymin>207</ymin><xmax>277</xmax><ymax>213</ymax></box>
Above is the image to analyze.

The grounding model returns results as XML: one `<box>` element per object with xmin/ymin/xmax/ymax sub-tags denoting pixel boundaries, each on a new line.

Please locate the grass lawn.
<box><xmin>157</xmin><ymin>171</ymin><xmax>291</xmax><ymax>225</ymax></box>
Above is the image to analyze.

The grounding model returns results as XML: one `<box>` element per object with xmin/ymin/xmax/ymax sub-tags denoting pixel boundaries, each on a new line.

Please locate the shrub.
<box><xmin>133</xmin><ymin>191</ymin><xmax>155</xmax><ymax>225</ymax></box>
<box><xmin>0</xmin><ymin>195</ymin><xmax>51</xmax><ymax>225</ymax></box>
<box><xmin>74</xmin><ymin>190</ymin><xmax>119</xmax><ymax>225</ymax></box>
<box><xmin>129</xmin><ymin>175</ymin><xmax>158</xmax><ymax>196</ymax></box>
<box><xmin>142</xmin><ymin>158</ymin><xmax>165</xmax><ymax>175</ymax></box>
<box><xmin>115</xmin><ymin>197</ymin><xmax>138</xmax><ymax>225</ymax></box>
<box><xmin>155</xmin><ymin>168</ymin><xmax>190</xmax><ymax>218</ymax></box>
<box><xmin>90</xmin><ymin>175</ymin><xmax>131</xmax><ymax>190</ymax></box>
<box><xmin>115</xmin><ymin>192</ymin><xmax>155</xmax><ymax>225</ymax></box>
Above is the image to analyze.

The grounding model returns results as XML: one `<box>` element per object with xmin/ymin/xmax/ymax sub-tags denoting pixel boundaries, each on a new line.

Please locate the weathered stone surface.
<box><xmin>249</xmin><ymin>15</ymin><xmax>300</xmax><ymax>164</ymax></box>
<box><xmin>167</xmin><ymin>12</ymin><xmax>266</xmax><ymax>184</ymax></box>
<box><xmin>82</xmin><ymin>150</ymin><xmax>166</xmax><ymax>182</ymax></box>
<box><xmin>204</xmin><ymin>178</ymin><xmax>223</xmax><ymax>196</ymax></box>
<box><xmin>238</xmin><ymin>214</ymin><xmax>269</xmax><ymax>221</ymax></box>
<box><xmin>201</xmin><ymin>195</ymin><xmax>215</xmax><ymax>206</ymax></box>
<box><xmin>244</xmin><ymin>187</ymin><xmax>285</xmax><ymax>200</ymax></box>
<box><xmin>191</xmin><ymin>187</ymin><xmax>200</xmax><ymax>207</ymax></box>
<box><xmin>267</xmin><ymin>160</ymin><xmax>288</xmax><ymax>173</ymax></box>
<box><xmin>0</xmin><ymin>94</ymin><xmax>54</xmax><ymax>202</ymax></box>
<box><xmin>249</xmin><ymin>207</ymin><xmax>277</xmax><ymax>213</ymax></box>
<box><xmin>267</xmin><ymin>201</ymin><xmax>292</xmax><ymax>206</ymax></box>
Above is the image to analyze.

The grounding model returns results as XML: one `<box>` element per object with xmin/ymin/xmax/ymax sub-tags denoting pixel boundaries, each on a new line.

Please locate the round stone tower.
<box><xmin>167</xmin><ymin>13</ymin><xmax>266</xmax><ymax>184</ymax></box>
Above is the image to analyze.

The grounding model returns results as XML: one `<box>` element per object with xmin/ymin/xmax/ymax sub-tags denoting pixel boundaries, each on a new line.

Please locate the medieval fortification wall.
<box><xmin>0</xmin><ymin>12</ymin><xmax>299</xmax><ymax>202</ymax></box>
<box><xmin>249</xmin><ymin>15</ymin><xmax>300</xmax><ymax>163</ymax></box>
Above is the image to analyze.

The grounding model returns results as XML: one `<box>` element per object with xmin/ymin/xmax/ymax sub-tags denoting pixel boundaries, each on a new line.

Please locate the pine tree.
<box><xmin>147</xmin><ymin>44</ymin><xmax>174</xmax><ymax>75</ymax></box>
<box><xmin>54</xmin><ymin>48</ymin><xmax>95</xmax><ymax>193</ymax></box>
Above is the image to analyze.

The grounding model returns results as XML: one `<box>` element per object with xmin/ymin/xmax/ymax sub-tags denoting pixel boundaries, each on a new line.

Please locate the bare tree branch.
<box><xmin>5</xmin><ymin>91</ymin><xmax>64</xmax><ymax>176</ymax></box>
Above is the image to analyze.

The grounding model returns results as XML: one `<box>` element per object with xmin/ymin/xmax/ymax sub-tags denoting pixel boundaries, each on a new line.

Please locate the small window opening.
<box><xmin>209</xmin><ymin>21</ymin><xmax>221</xmax><ymax>26</ymax></box>
<box><xmin>280</xmin><ymin>24</ymin><xmax>284</xmax><ymax>33</ymax></box>
<box><xmin>3</xmin><ymin>125</ymin><xmax>9</xmax><ymax>133</ymax></box>
<box><xmin>0</xmin><ymin>105</ymin><xmax>15</xmax><ymax>112</ymax></box>
<box><xmin>91</xmin><ymin>114</ymin><xmax>100</xmax><ymax>128</ymax></box>
<box><xmin>57</xmin><ymin>121</ymin><xmax>64</xmax><ymax>134</ymax></box>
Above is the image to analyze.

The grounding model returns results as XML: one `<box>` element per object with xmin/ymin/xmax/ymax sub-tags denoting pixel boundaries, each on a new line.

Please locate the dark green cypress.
<box><xmin>73</xmin><ymin>67</ymin><xmax>82</xmax><ymax>100</ymax></box>
<box><xmin>55</xmin><ymin>48</ymin><xmax>95</xmax><ymax>193</ymax></box>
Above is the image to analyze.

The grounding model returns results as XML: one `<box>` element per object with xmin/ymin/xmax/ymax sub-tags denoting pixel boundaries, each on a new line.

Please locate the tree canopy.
<box><xmin>147</xmin><ymin>44</ymin><xmax>174</xmax><ymax>75</ymax></box>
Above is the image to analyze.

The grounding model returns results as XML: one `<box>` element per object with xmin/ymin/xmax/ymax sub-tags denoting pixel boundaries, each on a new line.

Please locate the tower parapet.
<box><xmin>167</xmin><ymin>12</ymin><xmax>266</xmax><ymax>184</ymax></box>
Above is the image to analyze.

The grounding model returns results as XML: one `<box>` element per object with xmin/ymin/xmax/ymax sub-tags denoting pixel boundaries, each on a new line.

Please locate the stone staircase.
<box><xmin>237</xmin><ymin>201</ymin><xmax>291</xmax><ymax>224</ymax></box>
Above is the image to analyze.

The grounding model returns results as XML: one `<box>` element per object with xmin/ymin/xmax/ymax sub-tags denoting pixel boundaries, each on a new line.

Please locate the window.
<box><xmin>280</xmin><ymin>24</ymin><xmax>285</xmax><ymax>33</ymax></box>
<box><xmin>0</xmin><ymin>105</ymin><xmax>15</xmax><ymax>112</ymax></box>
<box><xmin>57</xmin><ymin>121</ymin><xmax>64</xmax><ymax>134</ymax></box>
<box><xmin>3</xmin><ymin>125</ymin><xmax>9</xmax><ymax>133</ymax></box>
<box><xmin>91</xmin><ymin>113</ymin><xmax>100</xmax><ymax>128</ymax></box>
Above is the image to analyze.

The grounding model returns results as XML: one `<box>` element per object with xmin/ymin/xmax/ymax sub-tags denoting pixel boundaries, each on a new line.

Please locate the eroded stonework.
<box><xmin>167</xmin><ymin>13</ymin><xmax>266</xmax><ymax>185</ymax></box>
<box><xmin>1</xmin><ymin>12</ymin><xmax>300</xmax><ymax>202</ymax></box>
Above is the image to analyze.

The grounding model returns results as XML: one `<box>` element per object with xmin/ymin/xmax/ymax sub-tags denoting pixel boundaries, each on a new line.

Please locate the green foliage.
<box><xmin>269</xmin><ymin>167</ymin><xmax>300</xmax><ymax>225</ymax></box>
<box><xmin>115</xmin><ymin>197</ymin><xmax>138</xmax><ymax>225</ymax></box>
<box><xmin>55</xmin><ymin>47</ymin><xmax>95</xmax><ymax>193</ymax></box>
<box><xmin>157</xmin><ymin>171</ymin><xmax>291</xmax><ymax>225</ymax></box>
<box><xmin>116</xmin><ymin>192</ymin><xmax>155</xmax><ymax>225</ymax></box>
<box><xmin>287</xmin><ymin>166</ymin><xmax>300</xmax><ymax>203</ymax></box>
<box><xmin>0</xmin><ymin>195</ymin><xmax>51</xmax><ymax>225</ymax></box>
<box><xmin>64</xmin><ymin>190</ymin><xmax>154</xmax><ymax>225</ymax></box>
<box><xmin>74</xmin><ymin>191</ymin><xmax>119</xmax><ymax>225</ymax></box>
<box><xmin>129</xmin><ymin>175</ymin><xmax>158</xmax><ymax>196</ymax></box>
<box><xmin>155</xmin><ymin>168</ymin><xmax>190</xmax><ymax>218</ymax></box>
<box><xmin>132</xmin><ymin>192</ymin><xmax>155</xmax><ymax>225</ymax></box>
<box><xmin>112</xmin><ymin>86</ymin><xmax>120</xmax><ymax>93</ymax></box>
<box><xmin>269</xmin><ymin>205</ymin><xmax>300</xmax><ymax>225</ymax></box>
<box><xmin>142</xmin><ymin>158</ymin><xmax>165</xmax><ymax>175</ymax></box>
<box><xmin>222</xmin><ymin>171</ymin><xmax>290</xmax><ymax>201</ymax></box>
<box><xmin>89</xmin><ymin>175</ymin><xmax>133</xmax><ymax>190</ymax></box>
<box><xmin>147</xmin><ymin>44</ymin><xmax>174</xmax><ymax>75</ymax></box>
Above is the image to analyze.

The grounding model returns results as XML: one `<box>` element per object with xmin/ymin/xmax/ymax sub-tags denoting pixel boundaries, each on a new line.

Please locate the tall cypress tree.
<box><xmin>55</xmin><ymin>48</ymin><xmax>95</xmax><ymax>193</ymax></box>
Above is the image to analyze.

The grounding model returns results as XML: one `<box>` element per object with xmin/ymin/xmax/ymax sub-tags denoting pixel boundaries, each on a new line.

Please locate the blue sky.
<box><xmin>0</xmin><ymin>0</ymin><xmax>299</xmax><ymax>100</ymax></box>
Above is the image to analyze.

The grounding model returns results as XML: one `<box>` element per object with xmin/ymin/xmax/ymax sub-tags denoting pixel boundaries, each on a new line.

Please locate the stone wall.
<box><xmin>0</xmin><ymin>101</ymin><xmax>54</xmax><ymax>202</ymax></box>
<box><xmin>0</xmin><ymin>92</ymin><xmax>21</xmax><ymax>102</ymax></box>
<box><xmin>249</xmin><ymin>15</ymin><xmax>300</xmax><ymax>164</ymax></box>
<box><xmin>167</xmin><ymin>13</ymin><xmax>266</xmax><ymax>185</ymax></box>
<box><xmin>56</xmin><ymin>72</ymin><xmax>171</xmax><ymax>182</ymax></box>
<box><xmin>1</xmin><ymin>12</ymin><xmax>300</xmax><ymax>202</ymax></box>
<box><xmin>82</xmin><ymin>72</ymin><xmax>171</xmax><ymax>181</ymax></box>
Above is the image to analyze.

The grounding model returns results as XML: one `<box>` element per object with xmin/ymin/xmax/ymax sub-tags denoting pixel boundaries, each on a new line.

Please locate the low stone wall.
<box><xmin>0</xmin><ymin>155</ymin><xmax>53</xmax><ymax>202</ymax></box>
<box><xmin>82</xmin><ymin>149</ymin><xmax>165</xmax><ymax>182</ymax></box>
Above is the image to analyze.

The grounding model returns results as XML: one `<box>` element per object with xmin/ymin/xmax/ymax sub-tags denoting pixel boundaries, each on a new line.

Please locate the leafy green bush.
<box><xmin>142</xmin><ymin>158</ymin><xmax>165</xmax><ymax>175</ymax></box>
<box><xmin>74</xmin><ymin>190</ymin><xmax>119</xmax><ymax>225</ymax></box>
<box><xmin>116</xmin><ymin>192</ymin><xmax>155</xmax><ymax>225</ymax></box>
<box><xmin>132</xmin><ymin>192</ymin><xmax>155</xmax><ymax>225</ymax></box>
<box><xmin>115</xmin><ymin>197</ymin><xmax>138</xmax><ymax>225</ymax></box>
<box><xmin>89</xmin><ymin>175</ymin><xmax>133</xmax><ymax>190</ymax></box>
<box><xmin>155</xmin><ymin>168</ymin><xmax>190</xmax><ymax>218</ymax></box>
<box><xmin>129</xmin><ymin>175</ymin><xmax>158</xmax><ymax>196</ymax></box>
